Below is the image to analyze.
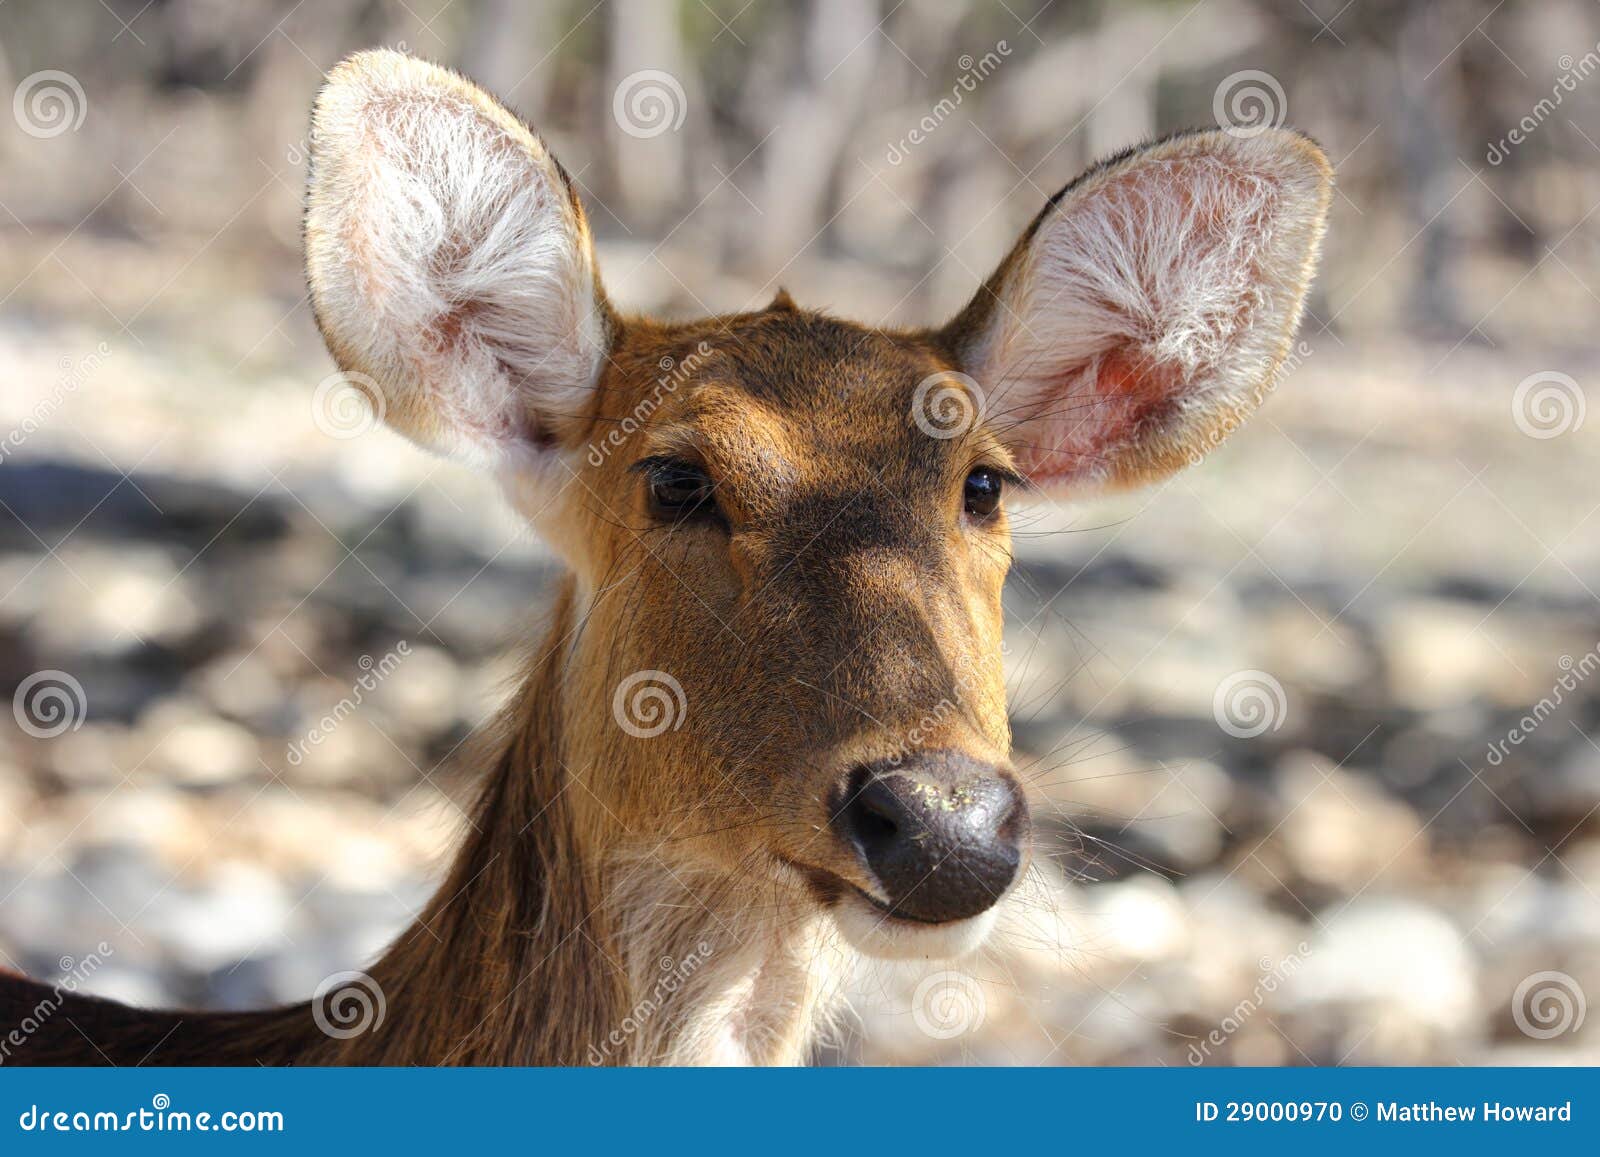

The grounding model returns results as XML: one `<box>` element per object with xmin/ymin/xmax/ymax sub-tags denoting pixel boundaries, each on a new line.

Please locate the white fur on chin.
<box><xmin>830</xmin><ymin>892</ymin><xmax>999</xmax><ymax>961</ymax></box>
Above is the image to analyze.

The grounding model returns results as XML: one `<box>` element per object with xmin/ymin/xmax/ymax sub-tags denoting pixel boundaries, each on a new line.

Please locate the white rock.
<box><xmin>1287</xmin><ymin>897</ymin><xmax>1478</xmax><ymax>1037</ymax></box>
<box><xmin>1269</xmin><ymin>752</ymin><xmax>1426</xmax><ymax>891</ymax></box>
<box><xmin>140</xmin><ymin>700</ymin><xmax>260</xmax><ymax>786</ymax></box>
<box><xmin>1380</xmin><ymin>599</ymin><xmax>1560</xmax><ymax>710</ymax></box>
<box><xmin>196</xmin><ymin>650</ymin><xmax>285</xmax><ymax>722</ymax></box>
<box><xmin>1080</xmin><ymin>875</ymin><xmax>1191</xmax><ymax>965</ymax></box>
<box><xmin>35</xmin><ymin>547</ymin><xmax>200</xmax><ymax>654</ymax></box>
<box><xmin>367</xmin><ymin>644</ymin><xmax>461</xmax><ymax>734</ymax></box>
<box><xmin>76</xmin><ymin>965</ymin><xmax>173</xmax><ymax>1009</ymax></box>
<box><xmin>147</xmin><ymin>859</ymin><xmax>292</xmax><ymax>973</ymax></box>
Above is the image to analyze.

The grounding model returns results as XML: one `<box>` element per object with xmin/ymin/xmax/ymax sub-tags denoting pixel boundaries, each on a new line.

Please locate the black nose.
<box><xmin>830</xmin><ymin>751</ymin><xmax>1028</xmax><ymax>924</ymax></box>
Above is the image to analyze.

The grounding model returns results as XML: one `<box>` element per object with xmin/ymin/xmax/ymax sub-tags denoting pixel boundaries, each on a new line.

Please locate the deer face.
<box><xmin>306</xmin><ymin>52</ymin><xmax>1330</xmax><ymax>961</ymax></box>
<box><xmin>552</xmin><ymin>313</ymin><xmax>1023</xmax><ymax>957</ymax></box>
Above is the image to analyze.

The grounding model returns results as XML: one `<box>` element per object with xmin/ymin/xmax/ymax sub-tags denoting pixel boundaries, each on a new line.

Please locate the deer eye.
<box><xmin>963</xmin><ymin>466</ymin><xmax>1004</xmax><ymax>519</ymax></box>
<box><xmin>641</xmin><ymin>458</ymin><xmax>717</xmax><ymax>522</ymax></box>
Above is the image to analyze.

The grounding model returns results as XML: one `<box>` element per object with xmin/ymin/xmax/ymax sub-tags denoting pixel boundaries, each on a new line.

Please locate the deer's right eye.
<box><xmin>640</xmin><ymin>459</ymin><xmax>717</xmax><ymax>522</ymax></box>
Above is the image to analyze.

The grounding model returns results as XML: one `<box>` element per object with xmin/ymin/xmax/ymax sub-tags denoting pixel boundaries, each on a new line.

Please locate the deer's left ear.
<box><xmin>941</xmin><ymin>129</ymin><xmax>1332</xmax><ymax>490</ymax></box>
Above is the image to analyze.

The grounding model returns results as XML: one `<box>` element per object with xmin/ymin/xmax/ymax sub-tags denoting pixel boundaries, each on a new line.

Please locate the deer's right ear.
<box><xmin>305</xmin><ymin>50</ymin><xmax>614</xmax><ymax>473</ymax></box>
<box><xmin>940</xmin><ymin>129</ymin><xmax>1331</xmax><ymax>492</ymax></box>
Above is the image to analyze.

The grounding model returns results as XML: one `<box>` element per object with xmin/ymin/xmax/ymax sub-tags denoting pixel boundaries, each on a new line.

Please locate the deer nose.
<box><xmin>830</xmin><ymin>752</ymin><xmax>1027</xmax><ymax>924</ymax></box>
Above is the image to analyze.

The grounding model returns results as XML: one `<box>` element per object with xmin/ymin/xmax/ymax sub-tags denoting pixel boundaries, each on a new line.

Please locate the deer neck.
<box><xmin>336</xmin><ymin>576</ymin><xmax>838</xmax><ymax>1066</ymax></box>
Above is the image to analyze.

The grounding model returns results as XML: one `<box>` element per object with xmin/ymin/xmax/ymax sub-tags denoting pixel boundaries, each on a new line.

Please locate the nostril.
<box><xmin>828</xmin><ymin>754</ymin><xmax>1028</xmax><ymax>925</ymax></box>
<box><xmin>855</xmin><ymin>794</ymin><xmax>899</xmax><ymax>845</ymax></box>
<box><xmin>834</xmin><ymin>765</ymin><xmax>902</xmax><ymax>858</ymax></box>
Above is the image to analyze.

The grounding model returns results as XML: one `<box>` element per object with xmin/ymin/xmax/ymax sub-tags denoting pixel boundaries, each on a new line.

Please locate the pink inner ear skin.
<box><xmin>1096</xmin><ymin>346</ymin><xmax>1184</xmax><ymax>430</ymax></box>
<box><xmin>1022</xmin><ymin>347</ymin><xmax>1186</xmax><ymax>485</ymax></box>
<box><xmin>953</xmin><ymin>131</ymin><xmax>1331</xmax><ymax>495</ymax></box>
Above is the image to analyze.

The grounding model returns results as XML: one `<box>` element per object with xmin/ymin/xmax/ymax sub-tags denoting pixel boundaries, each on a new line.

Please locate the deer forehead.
<box><xmin>603</xmin><ymin>314</ymin><xmax>1004</xmax><ymax>495</ymax></box>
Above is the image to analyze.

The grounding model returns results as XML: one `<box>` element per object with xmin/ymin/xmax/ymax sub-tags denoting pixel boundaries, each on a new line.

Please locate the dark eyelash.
<box><xmin>972</xmin><ymin>462</ymin><xmax>1030</xmax><ymax>491</ymax></box>
<box><xmin>628</xmin><ymin>454</ymin><xmax>700</xmax><ymax>478</ymax></box>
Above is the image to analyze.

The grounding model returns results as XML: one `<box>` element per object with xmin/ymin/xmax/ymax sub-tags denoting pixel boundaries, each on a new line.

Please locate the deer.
<box><xmin>0</xmin><ymin>50</ymin><xmax>1330</xmax><ymax>1066</ymax></box>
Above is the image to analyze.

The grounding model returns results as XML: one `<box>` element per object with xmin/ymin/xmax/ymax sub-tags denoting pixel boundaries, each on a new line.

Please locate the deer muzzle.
<box><xmin>830</xmin><ymin>751</ymin><xmax>1028</xmax><ymax>925</ymax></box>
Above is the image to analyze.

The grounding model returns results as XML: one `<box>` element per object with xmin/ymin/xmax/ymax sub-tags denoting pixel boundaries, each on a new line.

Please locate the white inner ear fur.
<box><xmin>306</xmin><ymin>51</ymin><xmax>608</xmax><ymax>472</ymax></box>
<box><xmin>963</xmin><ymin>131</ymin><xmax>1330</xmax><ymax>488</ymax></box>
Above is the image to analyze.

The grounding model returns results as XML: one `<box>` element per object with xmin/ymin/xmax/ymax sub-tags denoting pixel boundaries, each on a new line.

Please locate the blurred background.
<box><xmin>2</xmin><ymin>0</ymin><xmax>1598</xmax><ymax>1066</ymax></box>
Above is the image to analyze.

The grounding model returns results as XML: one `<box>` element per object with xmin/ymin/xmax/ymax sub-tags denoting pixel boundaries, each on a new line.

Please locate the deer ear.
<box><xmin>305</xmin><ymin>50</ymin><xmax>614</xmax><ymax>472</ymax></box>
<box><xmin>942</xmin><ymin>129</ymin><xmax>1331</xmax><ymax>490</ymax></box>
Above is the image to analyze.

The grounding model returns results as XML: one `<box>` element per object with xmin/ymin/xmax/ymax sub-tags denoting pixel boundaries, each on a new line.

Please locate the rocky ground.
<box><xmin>0</xmin><ymin>233</ymin><xmax>1597</xmax><ymax>1066</ymax></box>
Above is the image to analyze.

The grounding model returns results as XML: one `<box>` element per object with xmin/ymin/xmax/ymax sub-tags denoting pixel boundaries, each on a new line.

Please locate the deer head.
<box><xmin>305</xmin><ymin>51</ymin><xmax>1330</xmax><ymax>970</ymax></box>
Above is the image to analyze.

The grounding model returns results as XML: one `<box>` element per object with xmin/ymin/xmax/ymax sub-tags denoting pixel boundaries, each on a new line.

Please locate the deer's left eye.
<box><xmin>642</xmin><ymin>459</ymin><xmax>717</xmax><ymax>522</ymax></box>
<box><xmin>963</xmin><ymin>467</ymin><xmax>1004</xmax><ymax>519</ymax></box>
